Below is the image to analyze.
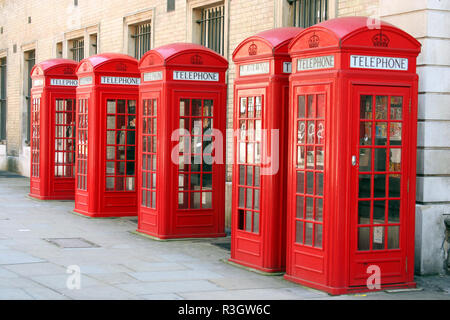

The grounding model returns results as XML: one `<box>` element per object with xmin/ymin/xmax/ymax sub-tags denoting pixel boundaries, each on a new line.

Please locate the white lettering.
<box><xmin>239</xmin><ymin>62</ymin><xmax>270</xmax><ymax>76</ymax></box>
<box><xmin>297</xmin><ymin>55</ymin><xmax>335</xmax><ymax>71</ymax></box>
<box><xmin>143</xmin><ymin>71</ymin><xmax>163</xmax><ymax>82</ymax></box>
<box><xmin>50</xmin><ymin>78</ymin><xmax>78</xmax><ymax>86</ymax></box>
<box><xmin>173</xmin><ymin>71</ymin><xmax>219</xmax><ymax>82</ymax></box>
<box><xmin>350</xmin><ymin>55</ymin><xmax>408</xmax><ymax>71</ymax></box>
<box><xmin>79</xmin><ymin>77</ymin><xmax>93</xmax><ymax>85</ymax></box>
<box><xmin>100</xmin><ymin>76</ymin><xmax>141</xmax><ymax>85</ymax></box>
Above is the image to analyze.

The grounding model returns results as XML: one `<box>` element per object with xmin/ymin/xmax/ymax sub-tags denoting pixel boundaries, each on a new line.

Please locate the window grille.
<box><xmin>289</xmin><ymin>0</ymin><xmax>328</xmax><ymax>28</ymax></box>
<box><xmin>0</xmin><ymin>57</ymin><xmax>6</xmax><ymax>141</ymax></box>
<box><xmin>71</xmin><ymin>38</ymin><xmax>84</xmax><ymax>62</ymax></box>
<box><xmin>132</xmin><ymin>22</ymin><xmax>151</xmax><ymax>60</ymax></box>
<box><xmin>25</xmin><ymin>50</ymin><xmax>35</xmax><ymax>144</ymax></box>
<box><xmin>197</xmin><ymin>4</ymin><xmax>225</xmax><ymax>56</ymax></box>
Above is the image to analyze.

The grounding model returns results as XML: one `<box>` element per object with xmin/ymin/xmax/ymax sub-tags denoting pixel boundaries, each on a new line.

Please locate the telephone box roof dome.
<box><xmin>31</xmin><ymin>58</ymin><xmax>78</xmax><ymax>77</ymax></box>
<box><xmin>76</xmin><ymin>53</ymin><xmax>139</xmax><ymax>74</ymax></box>
<box><xmin>289</xmin><ymin>16</ymin><xmax>421</xmax><ymax>53</ymax></box>
<box><xmin>233</xmin><ymin>27</ymin><xmax>303</xmax><ymax>61</ymax></box>
<box><xmin>139</xmin><ymin>42</ymin><xmax>228</xmax><ymax>69</ymax></box>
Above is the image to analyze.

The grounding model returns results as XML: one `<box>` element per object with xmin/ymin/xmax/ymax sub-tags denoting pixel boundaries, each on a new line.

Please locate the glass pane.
<box><xmin>314</xmin><ymin>224</ymin><xmax>323</xmax><ymax>248</ymax></box>
<box><xmin>374</xmin><ymin>149</ymin><xmax>387</xmax><ymax>172</ymax></box>
<box><xmin>298</xmin><ymin>95</ymin><xmax>305</xmax><ymax>118</ymax></box>
<box><xmin>107</xmin><ymin>116</ymin><xmax>115</xmax><ymax>129</ymax></box>
<box><xmin>202</xmin><ymin>174</ymin><xmax>212</xmax><ymax>190</ymax></box>
<box><xmin>202</xmin><ymin>192</ymin><xmax>212</xmax><ymax>209</ymax></box>
<box><xmin>316</xmin><ymin>121</ymin><xmax>325</xmax><ymax>145</ymax></box>
<box><xmin>307</xmin><ymin>121</ymin><xmax>315</xmax><ymax>144</ymax></box>
<box><xmin>245</xmin><ymin>166</ymin><xmax>253</xmax><ymax>186</ymax></box>
<box><xmin>373</xmin><ymin>175</ymin><xmax>386</xmax><ymax>198</ymax></box>
<box><xmin>296</xmin><ymin>172</ymin><xmax>304</xmax><ymax>194</ymax></box>
<box><xmin>306</xmin><ymin>172</ymin><xmax>314</xmax><ymax>195</ymax></box>
<box><xmin>388</xmin><ymin>226</ymin><xmax>400</xmax><ymax>249</ymax></box>
<box><xmin>358</xmin><ymin>201</ymin><xmax>371</xmax><ymax>225</ymax></box>
<box><xmin>359</xmin><ymin>175</ymin><xmax>371</xmax><ymax>198</ymax></box>
<box><xmin>240</xmin><ymin>97</ymin><xmax>246</xmax><ymax>116</ymax></box>
<box><xmin>388</xmin><ymin>200</ymin><xmax>400</xmax><ymax>224</ymax></box>
<box><xmin>315</xmin><ymin>198</ymin><xmax>323</xmax><ymax>222</ymax></box>
<box><xmin>375</xmin><ymin>122</ymin><xmax>387</xmax><ymax>145</ymax></box>
<box><xmin>316</xmin><ymin>147</ymin><xmax>324</xmax><ymax>170</ymax></box>
<box><xmin>107</xmin><ymin>100</ymin><xmax>116</xmax><ymax>114</ymax></box>
<box><xmin>317</xmin><ymin>94</ymin><xmax>325</xmax><ymax>119</ymax></box>
<box><xmin>106</xmin><ymin>147</ymin><xmax>115</xmax><ymax>160</ymax></box>
<box><xmin>239</xmin><ymin>142</ymin><xmax>246</xmax><ymax>163</ymax></box>
<box><xmin>373</xmin><ymin>226</ymin><xmax>385</xmax><ymax>250</ymax></box>
<box><xmin>316</xmin><ymin>173</ymin><xmax>323</xmax><ymax>196</ymax></box>
<box><xmin>255</xmin><ymin>120</ymin><xmax>261</xmax><ymax>141</ymax></box>
<box><xmin>373</xmin><ymin>200</ymin><xmax>386</xmax><ymax>224</ymax></box>
<box><xmin>307</xmin><ymin>95</ymin><xmax>314</xmax><ymax>118</ymax></box>
<box><xmin>305</xmin><ymin>223</ymin><xmax>313</xmax><ymax>246</ymax></box>
<box><xmin>245</xmin><ymin>211</ymin><xmax>252</xmax><ymax>232</ymax></box>
<box><xmin>360</xmin><ymin>122</ymin><xmax>372</xmax><ymax>146</ymax></box>
<box><xmin>191</xmin><ymin>192</ymin><xmax>201</xmax><ymax>209</ymax></box>
<box><xmin>204</xmin><ymin>100</ymin><xmax>213</xmax><ymax>116</ymax></box>
<box><xmin>255</xmin><ymin>96</ymin><xmax>262</xmax><ymax>118</ymax></box>
<box><xmin>239</xmin><ymin>165</ymin><xmax>245</xmax><ymax>185</ymax></box>
<box><xmin>238</xmin><ymin>210</ymin><xmax>245</xmax><ymax>230</ymax></box>
<box><xmin>254</xmin><ymin>166</ymin><xmax>260</xmax><ymax>187</ymax></box>
<box><xmin>117</xmin><ymin>100</ymin><xmax>126</xmax><ymax>114</ymax></box>
<box><xmin>106</xmin><ymin>162</ymin><xmax>115</xmax><ymax>176</ymax></box>
<box><xmin>390</xmin><ymin>123</ymin><xmax>402</xmax><ymax>146</ymax></box>
<box><xmin>178</xmin><ymin>192</ymin><xmax>187</xmax><ymax>208</ymax></box>
<box><xmin>390</xmin><ymin>96</ymin><xmax>403</xmax><ymax>120</ymax></box>
<box><xmin>106</xmin><ymin>177</ymin><xmax>114</xmax><ymax>191</ymax></box>
<box><xmin>247</xmin><ymin>97</ymin><xmax>254</xmax><ymax>118</ymax></box>
<box><xmin>389</xmin><ymin>175</ymin><xmax>401</xmax><ymax>198</ymax></box>
<box><xmin>254</xmin><ymin>189</ymin><xmax>260</xmax><ymax>210</ymax></box>
<box><xmin>360</xmin><ymin>95</ymin><xmax>373</xmax><ymax>120</ymax></box>
<box><xmin>253</xmin><ymin>212</ymin><xmax>259</xmax><ymax>233</ymax></box>
<box><xmin>180</xmin><ymin>99</ymin><xmax>190</xmax><ymax>117</ymax></box>
<box><xmin>306</xmin><ymin>197</ymin><xmax>314</xmax><ymax>220</ymax></box>
<box><xmin>375</xmin><ymin>96</ymin><xmax>388</xmax><ymax>120</ymax></box>
<box><xmin>238</xmin><ymin>188</ymin><xmax>245</xmax><ymax>207</ymax></box>
<box><xmin>128</xmin><ymin>100</ymin><xmax>136</xmax><ymax>114</ymax></box>
<box><xmin>297</xmin><ymin>146</ymin><xmax>305</xmax><ymax>169</ymax></box>
<box><xmin>246</xmin><ymin>188</ymin><xmax>253</xmax><ymax>208</ymax></box>
<box><xmin>192</xmin><ymin>99</ymin><xmax>202</xmax><ymax>117</ymax></box>
<box><xmin>296</xmin><ymin>221</ymin><xmax>303</xmax><ymax>244</ymax></box>
<box><xmin>247</xmin><ymin>143</ymin><xmax>254</xmax><ymax>164</ymax></box>
<box><xmin>358</xmin><ymin>227</ymin><xmax>370</xmax><ymax>251</ymax></box>
<box><xmin>359</xmin><ymin>148</ymin><xmax>372</xmax><ymax>172</ymax></box>
<box><xmin>296</xmin><ymin>196</ymin><xmax>304</xmax><ymax>219</ymax></box>
<box><xmin>389</xmin><ymin>148</ymin><xmax>402</xmax><ymax>172</ymax></box>
<box><xmin>306</xmin><ymin>146</ymin><xmax>314</xmax><ymax>169</ymax></box>
<box><xmin>297</xmin><ymin>121</ymin><xmax>306</xmax><ymax>144</ymax></box>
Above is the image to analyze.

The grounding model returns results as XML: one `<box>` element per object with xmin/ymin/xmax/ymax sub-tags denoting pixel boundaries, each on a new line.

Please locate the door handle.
<box><xmin>352</xmin><ymin>155</ymin><xmax>357</xmax><ymax>166</ymax></box>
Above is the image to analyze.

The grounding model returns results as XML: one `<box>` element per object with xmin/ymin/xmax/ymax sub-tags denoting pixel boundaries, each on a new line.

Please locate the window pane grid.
<box><xmin>71</xmin><ymin>38</ymin><xmax>84</xmax><ymax>62</ymax></box>
<box><xmin>237</xmin><ymin>96</ymin><xmax>262</xmax><ymax>234</ymax></box>
<box><xmin>31</xmin><ymin>98</ymin><xmax>40</xmax><ymax>177</ymax></box>
<box><xmin>141</xmin><ymin>99</ymin><xmax>157</xmax><ymax>209</ymax></box>
<box><xmin>295</xmin><ymin>94</ymin><xmax>325</xmax><ymax>248</ymax></box>
<box><xmin>357</xmin><ymin>94</ymin><xmax>404</xmax><ymax>251</ymax></box>
<box><xmin>178</xmin><ymin>98</ymin><xmax>214</xmax><ymax>210</ymax></box>
<box><xmin>197</xmin><ymin>4</ymin><xmax>225</xmax><ymax>56</ymax></box>
<box><xmin>76</xmin><ymin>99</ymin><xmax>88</xmax><ymax>190</ymax></box>
<box><xmin>133</xmin><ymin>22</ymin><xmax>152</xmax><ymax>60</ymax></box>
<box><xmin>105</xmin><ymin>99</ymin><xmax>136</xmax><ymax>192</ymax></box>
<box><xmin>0</xmin><ymin>57</ymin><xmax>6</xmax><ymax>140</ymax></box>
<box><xmin>54</xmin><ymin>99</ymin><xmax>76</xmax><ymax>178</ymax></box>
<box><xmin>291</xmin><ymin>0</ymin><xmax>328</xmax><ymax>28</ymax></box>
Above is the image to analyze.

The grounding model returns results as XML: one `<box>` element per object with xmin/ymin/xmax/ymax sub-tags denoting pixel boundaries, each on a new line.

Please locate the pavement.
<box><xmin>0</xmin><ymin>171</ymin><xmax>449</xmax><ymax>300</ymax></box>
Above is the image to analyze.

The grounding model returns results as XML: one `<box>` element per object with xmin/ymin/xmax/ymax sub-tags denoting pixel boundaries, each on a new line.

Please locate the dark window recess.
<box><xmin>28</xmin><ymin>16</ymin><xmax>31</xmax><ymax>24</ymax></box>
<box><xmin>289</xmin><ymin>0</ymin><xmax>328</xmax><ymax>28</ymax></box>
<box><xmin>25</xmin><ymin>50</ymin><xmax>35</xmax><ymax>144</ymax></box>
<box><xmin>71</xmin><ymin>38</ymin><xmax>84</xmax><ymax>62</ymax></box>
<box><xmin>196</xmin><ymin>4</ymin><xmax>225</xmax><ymax>56</ymax></box>
<box><xmin>0</xmin><ymin>57</ymin><xmax>6</xmax><ymax>141</ymax></box>
<box><xmin>74</xmin><ymin>0</ymin><xmax>78</xmax><ymax>6</ymax></box>
<box><xmin>167</xmin><ymin>0</ymin><xmax>175</xmax><ymax>12</ymax></box>
<box><xmin>132</xmin><ymin>22</ymin><xmax>151</xmax><ymax>60</ymax></box>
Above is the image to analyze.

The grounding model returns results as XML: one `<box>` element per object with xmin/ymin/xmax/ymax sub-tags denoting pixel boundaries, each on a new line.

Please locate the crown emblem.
<box><xmin>191</xmin><ymin>54</ymin><xmax>203</xmax><ymax>65</ymax></box>
<box><xmin>372</xmin><ymin>30</ymin><xmax>390</xmax><ymax>47</ymax></box>
<box><xmin>116</xmin><ymin>63</ymin><xmax>127</xmax><ymax>71</ymax></box>
<box><xmin>148</xmin><ymin>56</ymin><xmax>155</xmax><ymax>65</ymax></box>
<box><xmin>82</xmin><ymin>63</ymin><xmax>88</xmax><ymax>71</ymax></box>
<box><xmin>63</xmin><ymin>67</ymin><xmax>73</xmax><ymax>75</ymax></box>
<box><xmin>308</xmin><ymin>33</ymin><xmax>320</xmax><ymax>48</ymax></box>
<box><xmin>248</xmin><ymin>43</ymin><xmax>257</xmax><ymax>56</ymax></box>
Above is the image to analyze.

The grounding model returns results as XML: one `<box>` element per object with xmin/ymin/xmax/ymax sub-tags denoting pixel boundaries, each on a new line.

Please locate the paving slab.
<box><xmin>116</xmin><ymin>280</ymin><xmax>225</xmax><ymax>295</ymax></box>
<box><xmin>0</xmin><ymin>249</ymin><xmax>45</xmax><ymax>265</ymax></box>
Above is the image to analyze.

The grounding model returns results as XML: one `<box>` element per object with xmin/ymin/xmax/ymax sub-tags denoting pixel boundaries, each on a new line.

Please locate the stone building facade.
<box><xmin>0</xmin><ymin>0</ymin><xmax>448</xmax><ymax>275</ymax></box>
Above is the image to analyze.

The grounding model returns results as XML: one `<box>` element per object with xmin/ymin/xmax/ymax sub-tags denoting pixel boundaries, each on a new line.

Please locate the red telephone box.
<box><xmin>285</xmin><ymin>17</ymin><xmax>421</xmax><ymax>294</ymax></box>
<box><xmin>137</xmin><ymin>43</ymin><xmax>228</xmax><ymax>239</ymax></box>
<box><xmin>29</xmin><ymin>59</ymin><xmax>78</xmax><ymax>200</ymax></box>
<box><xmin>74</xmin><ymin>53</ymin><xmax>140</xmax><ymax>217</ymax></box>
<box><xmin>230</xmin><ymin>28</ymin><xmax>303</xmax><ymax>273</ymax></box>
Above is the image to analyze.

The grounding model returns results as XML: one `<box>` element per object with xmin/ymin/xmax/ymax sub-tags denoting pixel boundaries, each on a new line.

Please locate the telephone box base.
<box><xmin>227</xmin><ymin>258</ymin><xmax>285</xmax><ymax>275</ymax></box>
<box><xmin>28</xmin><ymin>193</ymin><xmax>75</xmax><ymax>201</ymax></box>
<box><xmin>73</xmin><ymin>209</ymin><xmax>137</xmax><ymax>218</ymax></box>
<box><xmin>136</xmin><ymin>228</ymin><xmax>226</xmax><ymax>240</ymax></box>
<box><xmin>284</xmin><ymin>274</ymin><xmax>417</xmax><ymax>296</ymax></box>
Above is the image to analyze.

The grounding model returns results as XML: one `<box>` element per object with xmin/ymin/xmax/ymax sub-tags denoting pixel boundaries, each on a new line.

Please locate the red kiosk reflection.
<box><xmin>230</xmin><ymin>28</ymin><xmax>303</xmax><ymax>273</ymax></box>
<box><xmin>29</xmin><ymin>59</ymin><xmax>78</xmax><ymax>200</ymax></box>
<box><xmin>137</xmin><ymin>43</ymin><xmax>228</xmax><ymax>239</ymax></box>
<box><xmin>285</xmin><ymin>17</ymin><xmax>421</xmax><ymax>294</ymax></box>
<box><xmin>74</xmin><ymin>53</ymin><xmax>140</xmax><ymax>217</ymax></box>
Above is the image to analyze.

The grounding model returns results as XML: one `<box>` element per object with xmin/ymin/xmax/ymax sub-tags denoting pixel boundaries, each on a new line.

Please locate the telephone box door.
<box><xmin>349</xmin><ymin>85</ymin><xmax>412</xmax><ymax>287</ymax></box>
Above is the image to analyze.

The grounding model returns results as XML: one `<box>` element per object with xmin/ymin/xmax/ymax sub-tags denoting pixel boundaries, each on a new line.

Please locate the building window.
<box><xmin>70</xmin><ymin>37</ymin><xmax>84</xmax><ymax>62</ymax></box>
<box><xmin>289</xmin><ymin>0</ymin><xmax>328</xmax><ymax>28</ymax></box>
<box><xmin>56</xmin><ymin>42</ymin><xmax>63</xmax><ymax>58</ymax></box>
<box><xmin>167</xmin><ymin>0</ymin><xmax>175</xmax><ymax>12</ymax></box>
<box><xmin>130</xmin><ymin>21</ymin><xmax>151</xmax><ymax>60</ymax></box>
<box><xmin>89</xmin><ymin>34</ymin><xmax>97</xmax><ymax>56</ymax></box>
<box><xmin>24</xmin><ymin>49</ymin><xmax>35</xmax><ymax>144</ymax></box>
<box><xmin>0</xmin><ymin>57</ymin><xmax>6</xmax><ymax>141</ymax></box>
<box><xmin>196</xmin><ymin>4</ymin><xmax>225</xmax><ymax>55</ymax></box>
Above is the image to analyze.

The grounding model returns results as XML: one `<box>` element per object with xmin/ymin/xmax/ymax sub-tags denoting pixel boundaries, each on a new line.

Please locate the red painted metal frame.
<box><xmin>230</xmin><ymin>28</ymin><xmax>304</xmax><ymax>273</ymax></box>
<box><xmin>74</xmin><ymin>53</ymin><xmax>140</xmax><ymax>217</ymax></box>
<box><xmin>137</xmin><ymin>43</ymin><xmax>228</xmax><ymax>239</ymax></box>
<box><xmin>285</xmin><ymin>17</ymin><xmax>421</xmax><ymax>295</ymax></box>
<box><xmin>29</xmin><ymin>59</ymin><xmax>78</xmax><ymax>200</ymax></box>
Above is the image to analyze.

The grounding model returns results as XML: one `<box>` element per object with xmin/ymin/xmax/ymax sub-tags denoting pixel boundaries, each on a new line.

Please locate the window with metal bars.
<box><xmin>289</xmin><ymin>0</ymin><xmax>328</xmax><ymax>28</ymax></box>
<box><xmin>70</xmin><ymin>38</ymin><xmax>84</xmax><ymax>62</ymax></box>
<box><xmin>132</xmin><ymin>22</ymin><xmax>151</xmax><ymax>60</ymax></box>
<box><xmin>25</xmin><ymin>50</ymin><xmax>35</xmax><ymax>144</ymax></box>
<box><xmin>196</xmin><ymin>4</ymin><xmax>225</xmax><ymax>56</ymax></box>
<box><xmin>0</xmin><ymin>57</ymin><xmax>6</xmax><ymax>141</ymax></box>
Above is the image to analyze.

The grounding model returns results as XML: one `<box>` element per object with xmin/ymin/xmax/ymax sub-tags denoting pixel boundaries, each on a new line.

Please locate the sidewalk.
<box><xmin>0</xmin><ymin>172</ymin><xmax>449</xmax><ymax>300</ymax></box>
